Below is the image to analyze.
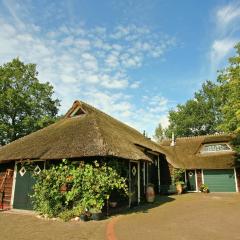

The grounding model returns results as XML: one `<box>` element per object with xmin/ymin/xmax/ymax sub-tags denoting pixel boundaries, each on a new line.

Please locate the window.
<box><xmin>69</xmin><ymin>106</ymin><xmax>86</xmax><ymax>117</ymax></box>
<box><xmin>201</xmin><ymin>143</ymin><xmax>231</xmax><ymax>153</ymax></box>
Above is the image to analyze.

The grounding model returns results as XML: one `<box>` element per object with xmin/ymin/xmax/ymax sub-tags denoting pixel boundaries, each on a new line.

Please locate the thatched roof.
<box><xmin>160</xmin><ymin>134</ymin><xmax>237</xmax><ymax>169</ymax></box>
<box><xmin>0</xmin><ymin>100</ymin><xmax>166</xmax><ymax>162</ymax></box>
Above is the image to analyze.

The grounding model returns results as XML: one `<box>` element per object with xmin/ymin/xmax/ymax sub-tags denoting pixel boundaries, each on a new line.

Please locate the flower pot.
<box><xmin>109</xmin><ymin>201</ymin><xmax>117</xmax><ymax>208</ymax></box>
<box><xmin>176</xmin><ymin>183</ymin><xmax>183</xmax><ymax>194</ymax></box>
<box><xmin>146</xmin><ymin>184</ymin><xmax>155</xmax><ymax>203</ymax></box>
<box><xmin>91</xmin><ymin>212</ymin><xmax>103</xmax><ymax>221</ymax></box>
<box><xmin>80</xmin><ymin>214</ymin><xmax>89</xmax><ymax>221</ymax></box>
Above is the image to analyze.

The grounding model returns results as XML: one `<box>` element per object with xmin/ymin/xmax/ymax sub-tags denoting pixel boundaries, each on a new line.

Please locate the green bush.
<box><xmin>172</xmin><ymin>168</ymin><xmax>185</xmax><ymax>183</ymax></box>
<box><xmin>31</xmin><ymin>160</ymin><xmax>128</xmax><ymax>220</ymax></box>
<box><xmin>58</xmin><ymin>205</ymin><xmax>83</xmax><ymax>222</ymax></box>
<box><xmin>199</xmin><ymin>184</ymin><xmax>209</xmax><ymax>193</ymax></box>
<box><xmin>58</xmin><ymin>209</ymin><xmax>76</xmax><ymax>222</ymax></box>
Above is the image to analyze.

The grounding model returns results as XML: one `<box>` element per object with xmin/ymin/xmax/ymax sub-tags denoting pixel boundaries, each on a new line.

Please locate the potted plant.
<box><xmin>146</xmin><ymin>183</ymin><xmax>155</xmax><ymax>203</ymax></box>
<box><xmin>199</xmin><ymin>184</ymin><xmax>209</xmax><ymax>193</ymax></box>
<box><xmin>80</xmin><ymin>212</ymin><xmax>89</xmax><ymax>221</ymax></box>
<box><xmin>172</xmin><ymin>168</ymin><xmax>185</xmax><ymax>195</ymax></box>
<box><xmin>175</xmin><ymin>181</ymin><xmax>185</xmax><ymax>194</ymax></box>
<box><xmin>109</xmin><ymin>190</ymin><xmax>118</xmax><ymax>208</ymax></box>
<box><xmin>109</xmin><ymin>201</ymin><xmax>117</xmax><ymax>208</ymax></box>
<box><xmin>71</xmin><ymin>205</ymin><xmax>88</xmax><ymax>222</ymax></box>
<box><xmin>90</xmin><ymin>206</ymin><xmax>103</xmax><ymax>221</ymax></box>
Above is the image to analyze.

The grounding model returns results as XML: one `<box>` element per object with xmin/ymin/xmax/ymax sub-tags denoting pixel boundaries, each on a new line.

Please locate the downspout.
<box><xmin>157</xmin><ymin>155</ymin><xmax>160</xmax><ymax>193</ymax></box>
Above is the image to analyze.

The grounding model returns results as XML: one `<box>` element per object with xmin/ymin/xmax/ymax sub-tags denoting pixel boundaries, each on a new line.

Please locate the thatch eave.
<box><xmin>0</xmin><ymin>100</ymin><xmax>166</xmax><ymax>163</ymax></box>
<box><xmin>159</xmin><ymin>134</ymin><xmax>237</xmax><ymax>169</ymax></box>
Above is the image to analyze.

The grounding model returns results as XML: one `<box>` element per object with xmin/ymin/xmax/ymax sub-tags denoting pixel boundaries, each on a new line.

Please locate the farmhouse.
<box><xmin>0</xmin><ymin>100</ymin><xmax>166</xmax><ymax>210</ymax></box>
<box><xmin>160</xmin><ymin>135</ymin><xmax>240</xmax><ymax>193</ymax></box>
<box><xmin>0</xmin><ymin>100</ymin><xmax>239</xmax><ymax>211</ymax></box>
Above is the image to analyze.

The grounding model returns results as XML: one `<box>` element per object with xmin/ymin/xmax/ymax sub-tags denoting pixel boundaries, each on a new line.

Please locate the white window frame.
<box><xmin>200</xmin><ymin>143</ymin><xmax>232</xmax><ymax>154</ymax></box>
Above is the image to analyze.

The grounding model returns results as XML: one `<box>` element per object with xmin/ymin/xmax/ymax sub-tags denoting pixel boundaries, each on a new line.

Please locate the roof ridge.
<box><xmin>174</xmin><ymin>133</ymin><xmax>231</xmax><ymax>140</ymax></box>
<box><xmin>79</xmin><ymin>100</ymin><xmax>147</xmax><ymax>138</ymax></box>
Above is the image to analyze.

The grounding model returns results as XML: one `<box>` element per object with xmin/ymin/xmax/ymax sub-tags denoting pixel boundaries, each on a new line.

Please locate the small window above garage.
<box><xmin>201</xmin><ymin>143</ymin><xmax>232</xmax><ymax>153</ymax></box>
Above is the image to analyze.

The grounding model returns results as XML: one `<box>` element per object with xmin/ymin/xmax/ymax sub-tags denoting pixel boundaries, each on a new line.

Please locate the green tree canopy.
<box><xmin>161</xmin><ymin>81</ymin><xmax>222</xmax><ymax>138</ymax></box>
<box><xmin>217</xmin><ymin>43</ymin><xmax>240</xmax><ymax>134</ymax></box>
<box><xmin>155</xmin><ymin>42</ymin><xmax>240</xmax><ymax>155</ymax></box>
<box><xmin>154</xmin><ymin>123</ymin><xmax>165</xmax><ymax>142</ymax></box>
<box><xmin>0</xmin><ymin>58</ymin><xmax>60</xmax><ymax>145</ymax></box>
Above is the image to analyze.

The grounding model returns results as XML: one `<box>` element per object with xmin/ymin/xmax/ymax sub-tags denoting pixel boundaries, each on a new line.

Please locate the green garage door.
<box><xmin>13</xmin><ymin>162</ymin><xmax>44</xmax><ymax>210</ymax></box>
<box><xmin>203</xmin><ymin>169</ymin><xmax>236</xmax><ymax>192</ymax></box>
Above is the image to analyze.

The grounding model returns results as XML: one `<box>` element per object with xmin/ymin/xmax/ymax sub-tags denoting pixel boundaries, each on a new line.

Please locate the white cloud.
<box><xmin>105</xmin><ymin>52</ymin><xmax>120</xmax><ymax>67</ymax></box>
<box><xmin>82</xmin><ymin>90</ymin><xmax>169</xmax><ymax>137</ymax></box>
<box><xmin>208</xmin><ymin>3</ymin><xmax>240</xmax><ymax>77</ymax></box>
<box><xmin>216</xmin><ymin>2</ymin><xmax>240</xmax><ymax>30</ymax></box>
<box><xmin>61</xmin><ymin>75</ymin><xmax>77</xmax><ymax>83</ymax></box>
<box><xmin>130</xmin><ymin>81</ymin><xmax>140</xmax><ymax>89</ymax></box>
<box><xmin>0</xmin><ymin>4</ymin><xmax>175</xmax><ymax>136</ymax></box>
<box><xmin>2</xmin><ymin>0</ymin><xmax>25</xmax><ymax>28</ymax></box>
<box><xmin>74</xmin><ymin>39</ymin><xmax>90</xmax><ymax>50</ymax></box>
<box><xmin>211</xmin><ymin>38</ymin><xmax>237</xmax><ymax>63</ymax></box>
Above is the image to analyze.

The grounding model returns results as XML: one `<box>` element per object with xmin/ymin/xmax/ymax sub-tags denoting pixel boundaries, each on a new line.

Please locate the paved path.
<box><xmin>0</xmin><ymin>211</ymin><xmax>107</xmax><ymax>240</ymax></box>
<box><xmin>114</xmin><ymin>193</ymin><xmax>240</xmax><ymax>240</ymax></box>
<box><xmin>1</xmin><ymin>193</ymin><xmax>240</xmax><ymax>240</ymax></box>
<box><xmin>106</xmin><ymin>216</ymin><xmax>120</xmax><ymax>240</ymax></box>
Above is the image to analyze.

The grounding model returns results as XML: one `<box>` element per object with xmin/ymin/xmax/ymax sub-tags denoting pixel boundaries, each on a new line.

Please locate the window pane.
<box><xmin>202</xmin><ymin>144</ymin><xmax>231</xmax><ymax>152</ymax></box>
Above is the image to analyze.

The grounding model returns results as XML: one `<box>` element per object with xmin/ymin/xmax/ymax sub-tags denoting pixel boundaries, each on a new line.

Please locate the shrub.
<box><xmin>172</xmin><ymin>168</ymin><xmax>185</xmax><ymax>183</ymax></box>
<box><xmin>58</xmin><ymin>205</ymin><xmax>83</xmax><ymax>222</ymax></box>
<box><xmin>31</xmin><ymin>159</ymin><xmax>128</xmax><ymax>220</ymax></box>
<box><xmin>199</xmin><ymin>184</ymin><xmax>209</xmax><ymax>193</ymax></box>
<box><xmin>58</xmin><ymin>209</ymin><xmax>76</xmax><ymax>222</ymax></box>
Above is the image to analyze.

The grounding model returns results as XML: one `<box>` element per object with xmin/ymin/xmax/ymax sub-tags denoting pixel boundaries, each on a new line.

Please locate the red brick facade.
<box><xmin>196</xmin><ymin>169</ymin><xmax>202</xmax><ymax>191</ymax></box>
<box><xmin>0</xmin><ymin>163</ymin><xmax>14</xmax><ymax>210</ymax></box>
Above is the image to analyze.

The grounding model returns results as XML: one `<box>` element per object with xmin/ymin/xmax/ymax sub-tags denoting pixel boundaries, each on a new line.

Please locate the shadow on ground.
<box><xmin>108</xmin><ymin>194</ymin><xmax>175</xmax><ymax>217</ymax></box>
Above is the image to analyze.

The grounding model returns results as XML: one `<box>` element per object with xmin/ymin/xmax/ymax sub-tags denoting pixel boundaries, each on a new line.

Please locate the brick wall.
<box><xmin>196</xmin><ymin>169</ymin><xmax>203</xmax><ymax>191</ymax></box>
<box><xmin>0</xmin><ymin>163</ymin><xmax>14</xmax><ymax>210</ymax></box>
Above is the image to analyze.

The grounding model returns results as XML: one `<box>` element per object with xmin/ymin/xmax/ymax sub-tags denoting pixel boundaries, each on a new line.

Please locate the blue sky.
<box><xmin>1</xmin><ymin>0</ymin><xmax>240</xmax><ymax>137</ymax></box>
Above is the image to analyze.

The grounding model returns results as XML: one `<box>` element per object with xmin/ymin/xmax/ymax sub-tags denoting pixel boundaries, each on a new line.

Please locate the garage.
<box><xmin>13</xmin><ymin>162</ymin><xmax>44</xmax><ymax>210</ymax></box>
<box><xmin>203</xmin><ymin>169</ymin><xmax>236</xmax><ymax>192</ymax></box>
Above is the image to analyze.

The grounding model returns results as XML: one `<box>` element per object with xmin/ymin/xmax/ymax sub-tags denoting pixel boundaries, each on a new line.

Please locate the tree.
<box><xmin>0</xmin><ymin>58</ymin><xmax>60</xmax><ymax>145</ymax></box>
<box><xmin>217</xmin><ymin>43</ymin><xmax>240</xmax><ymax>156</ymax></box>
<box><xmin>163</xmin><ymin>81</ymin><xmax>222</xmax><ymax>138</ymax></box>
<box><xmin>217</xmin><ymin>43</ymin><xmax>240</xmax><ymax>134</ymax></box>
<box><xmin>154</xmin><ymin>123</ymin><xmax>165</xmax><ymax>142</ymax></box>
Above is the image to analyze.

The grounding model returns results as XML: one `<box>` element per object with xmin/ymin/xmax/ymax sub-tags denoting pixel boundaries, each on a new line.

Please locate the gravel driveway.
<box><xmin>1</xmin><ymin>193</ymin><xmax>240</xmax><ymax>240</ymax></box>
<box><xmin>0</xmin><ymin>210</ymin><xmax>108</xmax><ymax>240</ymax></box>
<box><xmin>115</xmin><ymin>193</ymin><xmax>240</xmax><ymax>240</ymax></box>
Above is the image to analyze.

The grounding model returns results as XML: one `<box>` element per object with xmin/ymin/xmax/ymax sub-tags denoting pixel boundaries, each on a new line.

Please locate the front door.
<box><xmin>13</xmin><ymin>162</ymin><xmax>44</xmax><ymax>210</ymax></box>
<box><xmin>130</xmin><ymin>162</ymin><xmax>138</xmax><ymax>206</ymax></box>
<box><xmin>186</xmin><ymin>170</ymin><xmax>196</xmax><ymax>191</ymax></box>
